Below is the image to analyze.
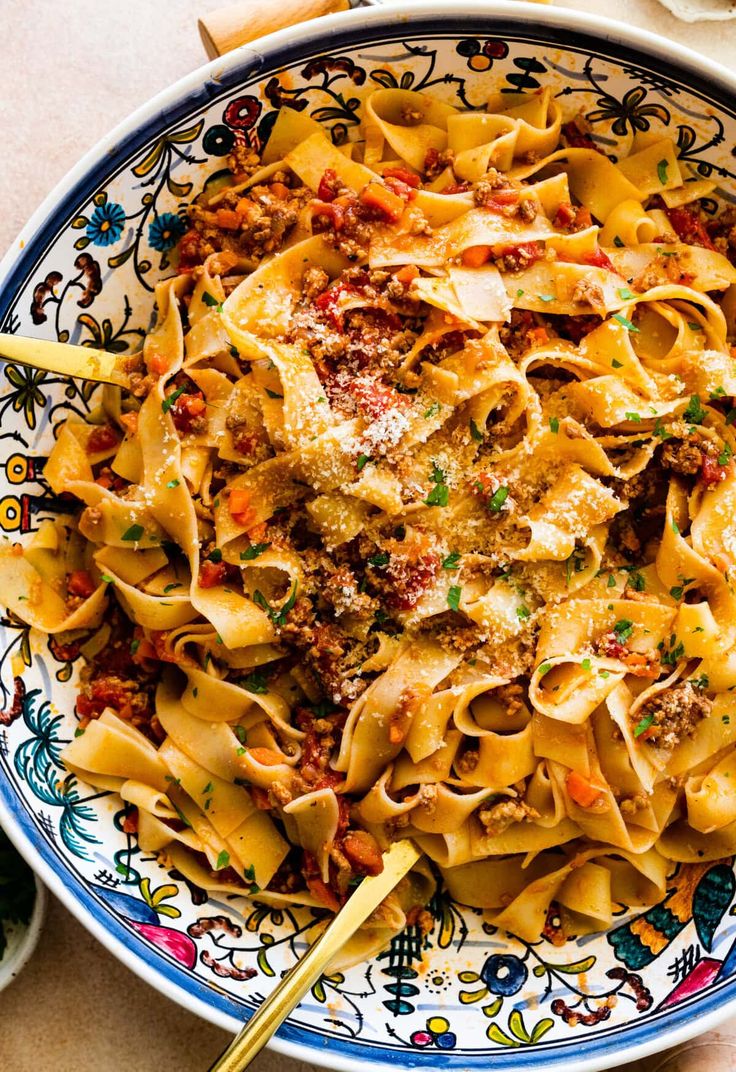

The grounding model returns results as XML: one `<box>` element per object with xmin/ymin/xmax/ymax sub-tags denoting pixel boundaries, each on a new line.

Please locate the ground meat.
<box><xmin>302</xmin><ymin>266</ymin><xmax>330</xmax><ymax>301</ymax></box>
<box><xmin>492</xmin><ymin>682</ymin><xmax>525</xmax><ymax>718</ymax></box>
<box><xmin>661</xmin><ymin>439</ymin><xmax>703</xmax><ymax>476</ymax></box>
<box><xmin>424</xmin><ymin>147</ymin><xmax>455</xmax><ymax>179</ymax></box>
<box><xmin>401</xmin><ymin>103</ymin><xmax>423</xmax><ymax>125</ymax></box>
<box><xmin>478</xmin><ymin>798</ymin><xmax>539</xmax><ymax>835</ymax></box>
<box><xmin>227</xmin><ymin>142</ymin><xmax>262</xmax><ymax>179</ymax></box>
<box><xmin>635</xmin><ymin>682</ymin><xmax>712</xmax><ymax>750</ymax></box>
<box><xmin>619</xmin><ymin>793</ymin><xmax>649</xmax><ymax>815</ymax></box>
<box><xmin>518</xmin><ymin>197</ymin><xmax>538</xmax><ymax>222</ymax></box>
<box><xmin>572</xmin><ymin>277</ymin><xmax>606</xmax><ymax>313</ymax></box>
<box><xmin>474</xmin><ymin>175</ymin><xmax>515</xmax><ymax>208</ymax></box>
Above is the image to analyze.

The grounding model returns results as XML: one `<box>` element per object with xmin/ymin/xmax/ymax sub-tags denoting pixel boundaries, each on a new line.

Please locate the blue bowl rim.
<box><xmin>1</xmin><ymin>3</ymin><xmax>736</xmax><ymax>1069</ymax></box>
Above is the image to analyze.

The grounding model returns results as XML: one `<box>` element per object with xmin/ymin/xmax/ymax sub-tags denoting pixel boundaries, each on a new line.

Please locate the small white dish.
<box><xmin>0</xmin><ymin>872</ymin><xmax>46</xmax><ymax>994</ymax></box>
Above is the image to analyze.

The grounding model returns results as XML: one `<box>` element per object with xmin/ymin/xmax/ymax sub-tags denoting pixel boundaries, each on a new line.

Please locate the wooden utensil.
<box><xmin>198</xmin><ymin>0</ymin><xmax>357</xmax><ymax>58</ymax></box>
<box><xmin>206</xmin><ymin>839</ymin><xmax>421</xmax><ymax>1072</ymax></box>
<box><xmin>0</xmin><ymin>332</ymin><xmax>128</xmax><ymax>386</ymax></box>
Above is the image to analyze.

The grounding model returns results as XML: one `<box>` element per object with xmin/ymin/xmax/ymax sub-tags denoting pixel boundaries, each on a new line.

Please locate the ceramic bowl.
<box><xmin>1</xmin><ymin>3</ymin><xmax>736</xmax><ymax>1068</ymax></box>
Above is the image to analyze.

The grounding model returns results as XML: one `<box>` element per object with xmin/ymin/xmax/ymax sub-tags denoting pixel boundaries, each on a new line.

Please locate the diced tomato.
<box><xmin>86</xmin><ymin>425</ymin><xmax>120</xmax><ymax>454</ymax></box>
<box><xmin>480</xmin><ymin>188</ymin><xmax>520</xmax><ymax>213</ymax></box>
<box><xmin>561</xmin><ymin>120</ymin><xmax>599</xmax><ymax>152</ymax></box>
<box><xmin>317</xmin><ymin>168</ymin><xmax>339</xmax><ymax>202</ymax></box>
<box><xmin>583</xmin><ymin>248</ymin><xmax>614</xmax><ymax>270</ymax></box>
<box><xmin>382</xmin><ymin>166</ymin><xmax>421</xmax><ymax>189</ymax></box>
<box><xmin>566</xmin><ymin>770</ymin><xmax>603</xmax><ymax>808</ymax></box>
<box><xmin>131</xmin><ymin>636</ymin><xmax>157</xmax><ymax>666</ymax></box>
<box><xmin>229</xmin><ymin>488</ymin><xmax>256</xmax><ymax>528</ymax></box>
<box><xmin>383</xmin><ymin>177</ymin><xmax>418</xmax><ymax>202</ymax></box>
<box><xmin>215</xmin><ymin>208</ymin><xmax>241</xmax><ymax>230</ymax></box>
<box><xmin>122</xmin><ymin>808</ymin><xmax>139</xmax><ymax>834</ymax></box>
<box><xmin>171</xmin><ymin>392</ymin><xmax>206</xmax><ymax>434</ymax></box>
<box><xmin>147</xmin><ymin>351</ymin><xmax>170</xmax><ymax>377</ymax></box>
<box><xmin>554</xmin><ymin>202</ymin><xmax>593</xmax><ymax>232</ymax></box>
<box><xmin>67</xmin><ymin>570</ymin><xmax>96</xmax><ymax>598</ymax></box>
<box><xmin>441</xmin><ymin>182</ymin><xmax>472</xmax><ymax>195</ymax></box>
<box><xmin>528</xmin><ymin>326</ymin><xmax>549</xmax><ymax>346</ymax></box>
<box><xmin>176</xmin><ymin>227</ymin><xmax>203</xmax><ymax>273</ymax></box>
<box><xmin>310</xmin><ymin>199</ymin><xmax>345</xmax><ymax>231</ymax></box>
<box><xmin>461</xmin><ymin>244</ymin><xmax>492</xmax><ymax>268</ymax></box>
<box><xmin>701</xmin><ymin>453</ymin><xmax>730</xmax><ymax>487</ymax></box>
<box><xmin>313</xmin><ymin>279</ymin><xmax>360</xmax><ymax>330</ymax></box>
<box><xmin>150</xmin><ymin>631</ymin><xmax>179</xmax><ymax>664</ymax></box>
<box><xmin>76</xmin><ymin>676</ymin><xmax>130</xmax><ymax>718</ymax></box>
<box><xmin>424</xmin><ymin>148</ymin><xmax>441</xmax><ymax>173</ymax></box>
<box><xmin>387</xmin><ymin>550</ymin><xmax>441</xmax><ymax>611</ymax></box>
<box><xmin>493</xmin><ymin>241</ymin><xmax>544</xmax><ymax>271</ymax></box>
<box><xmin>359</xmin><ymin>181</ymin><xmax>406</xmax><ymax>223</ymax></box>
<box><xmin>664</xmin><ymin>204</ymin><xmax>716</xmax><ymax>251</ymax></box>
<box><xmin>198</xmin><ymin>560</ymin><xmax>228</xmax><ymax>588</ymax></box>
<box><xmin>346</xmin><ymin>377</ymin><xmax>407</xmax><ymax>420</ymax></box>
<box><xmin>251</xmin><ymin>787</ymin><xmax>272</xmax><ymax>810</ymax></box>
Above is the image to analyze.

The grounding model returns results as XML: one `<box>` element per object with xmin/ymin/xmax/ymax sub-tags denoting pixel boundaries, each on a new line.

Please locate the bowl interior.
<box><xmin>1</xmin><ymin>6</ymin><xmax>736</xmax><ymax>1070</ymax></box>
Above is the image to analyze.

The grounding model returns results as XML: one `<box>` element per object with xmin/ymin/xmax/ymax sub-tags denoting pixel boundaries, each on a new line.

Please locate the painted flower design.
<box><xmin>148</xmin><ymin>212</ymin><xmax>186</xmax><ymax>252</ymax></box>
<box><xmin>456</xmin><ymin>38</ymin><xmax>509</xmax><ymax>72</ymax></box>
<box><xmin>85</xmin><ymin>201</ymin><xmax>126</xmax><ymax>247</ymax></box>
<box><xmin>223</xmin><ymin>95</ymin><xmax>262</xmax><ymax>130</ymax></box>
<box><xmin>587</xmin><ymin>86</ymin><xmax>670</xmax><ymax>137</ymax></box>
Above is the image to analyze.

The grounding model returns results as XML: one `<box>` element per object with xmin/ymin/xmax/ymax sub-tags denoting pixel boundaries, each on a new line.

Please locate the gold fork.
<box><xmin>0</xmin><ymin>332</ymin><xmax>129</xmax><ymax>385</ymax></box>
<box><xmin>207</xmin><ymin>840</ymin><xmax>420</xmax><ymax>1072</ymax></box>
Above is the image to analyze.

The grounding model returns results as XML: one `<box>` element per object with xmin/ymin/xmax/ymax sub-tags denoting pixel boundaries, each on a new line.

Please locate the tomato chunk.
<box><xmin>86</xmin><ymin>425</ymin><xmax>120</xmax><ymax>454</ymax></box>
<box><xmin>317</xmin><ymin>168</ymin><xmax>339</xmax><ymax>202</ymax></box>
<box><xmin>664</xmin><ymin>204</ymin><xmax>716</xmax><ymax>251</ymax></box>
<box><xmin>67</xmin><ymin>570</ymin><xmax>96</xmax><ymax>598</ymax></box>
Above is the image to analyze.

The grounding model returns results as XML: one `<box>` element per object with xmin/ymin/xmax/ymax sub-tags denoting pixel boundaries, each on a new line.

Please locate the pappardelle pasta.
<box><xmin>7</xmin><ymin>83</ymin><xmax>736</xmax><ymax>956</ymax></box>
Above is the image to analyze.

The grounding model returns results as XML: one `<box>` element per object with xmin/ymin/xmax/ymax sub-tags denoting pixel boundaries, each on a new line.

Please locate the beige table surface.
<box><xmin>1</xmin><ymin>1</ymin><xmax>736</xmax><ymax>1070</ymax></box>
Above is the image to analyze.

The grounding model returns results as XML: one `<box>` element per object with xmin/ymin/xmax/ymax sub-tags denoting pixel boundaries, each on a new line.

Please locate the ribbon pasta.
<box><xmin>5</xmin><ymin>84</ymin><xmax>736</xmax><ymax>957</ymax></box>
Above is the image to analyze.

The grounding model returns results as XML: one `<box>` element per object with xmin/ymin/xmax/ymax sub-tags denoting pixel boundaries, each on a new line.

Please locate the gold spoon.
<box><xmin>207</xmin><ymin>839</ymin><xmax>420</xmax><ymax>1072</ymax></box>
<box><xmin>0</xmin><ymin>332</ymin><xmax>129</xmax><ymax>385</ymax></box>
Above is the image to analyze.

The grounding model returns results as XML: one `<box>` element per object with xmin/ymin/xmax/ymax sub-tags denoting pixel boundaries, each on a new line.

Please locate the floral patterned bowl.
<box><xmin>1</xmin><ymin>3</ymin><xmax>736</xmax><ymax>1069</ymax></box>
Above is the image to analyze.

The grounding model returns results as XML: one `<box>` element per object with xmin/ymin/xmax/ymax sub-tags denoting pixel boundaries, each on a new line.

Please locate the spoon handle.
<box><xmin>207</xmin><ymin>839</ymin><xmax>420</xmax><ymax>1072</ymax></box>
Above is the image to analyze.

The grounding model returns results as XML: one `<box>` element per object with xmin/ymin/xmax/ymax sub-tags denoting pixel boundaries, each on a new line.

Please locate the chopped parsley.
<box><xmin>710</xmin><ymin>386</ymin><xmax>727</xmax><ymax>399</ymax></box>
<box><xmin>691</xmin><ymin>673</ymin><xmax>709</xmax><ymax>690</ymax></box>
<box><xmin>166</xmin><ymin>478</ymin><xmax>180</xmax><ymax>489</ymax></box>
<box><xmin>265</xmin><ymin>388</ymin><xmax>284</xmax><ymax>399</ymax></box>
<box><xmin>634</xmin><ymin>713</ymin><xmax>655</xmax><ymax>738</ymax></box>
<box><xmin>215</xmin><ymin>851</ymin><xmax>230</xmax><ymax>870</ymax></box>
<box><xmin>163</xmin><ymin>582</ymin><xmax>181</xmax><ymax>594</ymax></box>
<box><xmin>654</xmin><ymin>418</ymin><xmax>671</xmax><ymax>441</ymax></box>
<box><xmin>618</xmin><ymin>287</ymin><xmax>635</xmax><ymax>301</ymax></box>
<box><xmin>242</xmin><ymin>669</ymin><xmax>269</xmax><ymax>694</ymax></box>
<box><xmin>537</xmin><ymin>293</ymin><xmax>556</xmax><ymax>303</ymax></box>
<box><xmin>613</xmin><ymin>235</ymin><xmax>625</xmax><ymax>248</ymax></box>
<box><xmin>121</xmin><ymin>523</ymin><xmax>144</xmax><ymax>542</ymax></box>
<box><xmin>683</xmin><ymin>394</ymin><xmax>706</xmax><ymax>425</ymax></box>
<box><xmin>208</xmin><ymin>548</ymin><xmax>223</xmax><ymax>563</ymax></box>
<box><xmin>202</xmin><ymin>291</ymin><xmax>222</xmax><ymax>309</ymax></box>
<box><xmin>240</xmin><ymin>542</ymin><xmax>271</xmax><ymax>560</ymax></box>
<box><xmin>235</xmin><ymin>725</ymin><xmax>247</xmax><ymax>743</ymax></box>
<box><xmin>657</xmin><ymin>158</ymin><xmax>669</xmax><ymax>185</ymax></box>
<box><xmin>612</xmin><ymin>313</ymin><xmax>640</xmax><ymax>333</ymax></box>
<box><xmin>613</xmin><ymin>618</ymin><xmax>634</xmax><ymax>642</ymax></box>
<box><xmin>368</xmin><ymin>552</ymin><xmax>390</xmax><ymax>568</ymax></box>
<box><xmin>253</xmin><ymin>582</ymin><xmax>298</xmax><ymax>626</ymax></box>
<box><xmin>161</xmin><ymin>383</ymin><xmax>186</xmax><ymax>414</ymax></box>
<box><xmin>625</xmin><ymin>411</ymin><xmax>641</xmax><ymax>422</ymax></box>
<box><xmin>356</xmin><ymin>454</ymin><xmax>370</xmax><ymax>471</ymax></box>
<box><xmin>423</xmin><ymin>401</ymin><xmax>442</xmax><ymax>419</ymax></box>
<box><xmin>424</xmin><ymin>463</ymin><xmax>449</xmax><ymax>507</ymax></box>
<box><xmin>549</xmin><ymin>417</ymin><xmax>559</xmax><ymax>434</ymax></box>
<box><xmin>516</xmin><ymin>604</ymin><xmax>531</xmax><ymax>620</ymax></box>
<box><xmin>581</xmin><ymin>658</ymin><xmax>592</xmax><ymax>671</ymax></box>
<box><xmin>442</xmin><ymin>552</ymin><xmax>461</xmax><ymax>571</ymax></box>
<box><xmin>469</xmin><ymin>418</ymin><xmax>484</xmax><ymax>442</ymax></box>
<box><xmin>487</xmin><ymin>485</ymin><xmax>509</xmax><ymax>513</ymax></box>
<box><xmin>538</xmin><ymin>662</ymin><xmax>552</xmax><ymax>677</ymax></box>
<box><xmin>100</xmin><ymin>574</ymin><xmax>114</xmax><ymax>584</ymax></box>
<box><xmin>447</xmin><ymin>585</ymin><xmax>462</xmax><ymax>611</ymax></box>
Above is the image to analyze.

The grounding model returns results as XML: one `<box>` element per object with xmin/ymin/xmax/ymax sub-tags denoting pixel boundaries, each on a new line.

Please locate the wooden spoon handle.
<box><xmin>198</xmin><ymin>0</ymin><xmax>351</xmax><ymax>57</ymax></box>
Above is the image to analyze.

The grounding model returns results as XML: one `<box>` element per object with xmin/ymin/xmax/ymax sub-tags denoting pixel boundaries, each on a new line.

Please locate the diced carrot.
<box><xmin>359</xmin><ymin>181</ymin><xmax>406</xmax><ymax>223</ymax></box>
<box><xmin>566</xmin><ymin>770</ymin><xmax>603</xmax><ymax>808</ymax></box>
<box><xmin>251</xmin><ymin>786</ymin><xmax>272</xmax><ymax>810</ymax></box>
<box><xmin>306</xmin><ymin>875</ymin><xmax>341</xmax><ymax>912</ymax></box>
<box><xmin>235</xmin><ymin>197</ymin><xmax>255</xmax><ymax>219</ymax></box>
<box><xmin>342</xmin><ymin>830</ymin><xmax>384</xmax><ymax>875</ymax></box>
<box><xmin>131</xmin><ymin>637</ymin><xmax>157</xmax><ymax>665</ymax></box>
<box><xmin>247</xmin><ymin>747</ymin><xmax>285</xmax><ymax>766</ymax></box>
<box><xmin>269</xmin><ymin>182</ymin><xmax>290</xmax><ymax>200</ymax></box>
<box><xmin>461</xmin><ymin>244</ymin><xmax>492</xmax><ymax>268</ymax></box>
<box><xmin>382</xmin><ymin>166</ymin><xmax>421</xmax><ymax>188</ymax></box>
<box><xmin>229</xmin><ymin>488</ymin><xmax>255</xmax><ymax>528</ymax></box>
<box><xmin>119</xmin><ymin>412</ymin><xmax>138</xmax><ymax>436</ymax></box>
<box><xmin>528</xmin><ymin>327</ymin><xmax>549</xmax><ymax>346</ymax></box>
<box><xmin>147</xmin><ymin>351</ymin><xmax>170</xmax><ymax>377</ymax></box>
<box><xmin>394</xmin><ymin>264</ymin><xmax>419</xmax><ymax>284</ymax></box>
<box><xmin>216</xmin><ymin>208</ymin><xmax>241</xmax><ymax>230</ymax></box>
